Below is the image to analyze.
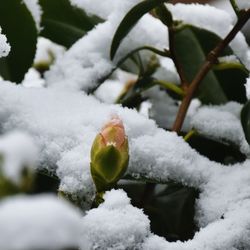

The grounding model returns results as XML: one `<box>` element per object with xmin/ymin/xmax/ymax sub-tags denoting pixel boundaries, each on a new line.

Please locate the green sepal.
<box><xmin>91</xmin><ymin>143</ymin><xmax>129</xmax><ymax>192</ymax></box>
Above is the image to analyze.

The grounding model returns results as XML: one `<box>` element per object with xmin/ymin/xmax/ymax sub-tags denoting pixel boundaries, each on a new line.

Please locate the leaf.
<box><xmin>118</xmin><ymin>181</ymin><xmax>198</xmax><ymax>241</ymax></box>
<box><xmin>0</xmin><ymin>0</ymin><xmax>37</xmax><ymax>82</ymax></box>
<box><xmin>173</xmin><ymin>25</ymin><xmax>248</xmax><ymax>104</ymax></box>
<box><xmin>214</xmin><ymin>62</ymin><xmax>248</xmax><ymax>104</ymax></box>
<box><xmin>39</xmin><ymin>0</ymin><xmax>102</xmax><ymax>48</ymax></box>
<box><xmin>110</xmin><ymin>0</ymin><xmax>168</xmax><ymax>60</ymax></box>
<box><xmin>146</xmin><ymin>183</ymin><xmax>198</xmax><ymax>241</ymax></box>
<box><xmin>241</xmin><ymin>101</ymin><xmax>250</xmax><ymax>145</ymax></box>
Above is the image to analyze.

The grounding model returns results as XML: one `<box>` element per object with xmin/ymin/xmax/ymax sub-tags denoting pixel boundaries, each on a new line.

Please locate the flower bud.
<box><xmin>90</xmin><ymin>116</ymin><xmax>129</xmax><ymax>193</ymax></box>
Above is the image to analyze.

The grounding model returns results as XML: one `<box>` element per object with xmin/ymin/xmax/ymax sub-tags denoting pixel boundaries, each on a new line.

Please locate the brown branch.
<box><xmin>168</xmin><ymin>26</ymin><xmax>189</xmax><ymax>88</ymax></box>
<box><xmin>172</xmin><ymin>9</ymin><xmax>250</xmax><ymax>133</ymax></box>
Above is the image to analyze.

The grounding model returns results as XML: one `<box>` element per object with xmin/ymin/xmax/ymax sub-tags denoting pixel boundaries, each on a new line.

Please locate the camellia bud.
<box><xmin>90</xmin><ymin>116</ymin><xmax>129</xmax><ymax>193</ymax></box>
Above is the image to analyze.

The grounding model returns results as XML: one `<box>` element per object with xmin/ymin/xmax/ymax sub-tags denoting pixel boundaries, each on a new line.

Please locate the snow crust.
<box><xmin>0</xmin><ymin>131</ymin><xmax>38</xmax><ymax>184</ymax></box>
<box><xmin>0</xmin><ymin>27</ymin><xmax>10</xmax><ymax>58</ymax></box>
<box><xmin>80</xmin><ymin>189</ymin><xmax>150</xmax><ymax>249</ymax></box>
<box><xmin>22</xmin><ymin>0</ymin><xmax>42</xmax><ymax>30</ymax></box>
<box><xmin>0</xmin><ymin>194</ymin><xmax>82</xmax><ymax>250</ymax></box>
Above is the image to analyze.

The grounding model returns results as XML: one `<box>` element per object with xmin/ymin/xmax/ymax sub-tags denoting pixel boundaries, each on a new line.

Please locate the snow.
<box><xmin>0</xmin><ymin>194</ymin><xmax>82</xmax><ymax>250</ymax></box>
<box><xmin>0</xmin><ymin>131</ymin><xmax>38</xmax><ymax>184</ymax></box>
<box><xmin>236</xmin><ymin>0</ymin><xmax>250</xmax><ymax>10</ymax></box>
<box><xmin>245</xmin><ymin>77</ymin><xmax>250</xmax><ymax>100</ymax></box>
<box><xmin>34</xmin><ymin>37</ymin><xmax>65</xmax><ymax>65</ymax></box>
<box><xmin>0</xmin><ymin>27</ymin><xmax>10</xmax><ymax>58</ymax></box>
<box><xmin>22</xmin><ymin>0</ymin><xmax>42</xmax><ymax>31</ymax></box>
<box><xmin>191</xmin><ymin>102</ymin><xmax>250</xmax><ymax>156</ymax></box>
<box><xmin>45</xmin><ymin>1</ymin><xmax>167</xmax><ymax>91</ymax></box>
<box><xmin>70</xmin><ymin>0</ymin><xmax>140</xmax><ymax>20</ymax></box>
<box><xmin>45</xmin><ymin>3</ymin><xmax>250</xmax><ymax>92</ymax></box>
<box><xmin>22</xmin><ymin>68</ymin><xmax>45</xmax><ymax>88</ymax></box>
<box><xmin>1</xmin><ymin>81</ymin><xmax>250</xmax><ymax>248</ymax></box>
<box><xmin>0</xmin><ymin>1</ymin><xmax>250</xmax><ymax>249</ymax></box>
<box><xmin>80</xmin><ymin>189</ymin><xmax>150</xmax><ymax>250</ymax></box>
<box><xmin>167</xmin><ymin>3</ymin><xmax>250</xmax><ymax>69</ymax></box>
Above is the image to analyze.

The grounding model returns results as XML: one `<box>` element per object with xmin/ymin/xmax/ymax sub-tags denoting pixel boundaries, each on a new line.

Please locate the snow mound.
<box><xmin>0</xmin><ymin>194</ymin><xmax>82</xmax><ymax>250</ymax></box>
<box><xmin>80</xmin><ymin>189</ymin><xmax>150</xmax><ymax>250</ymax></box>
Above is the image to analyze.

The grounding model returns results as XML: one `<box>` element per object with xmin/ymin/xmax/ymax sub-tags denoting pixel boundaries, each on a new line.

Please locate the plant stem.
<box><xmin>172</xmin><ymin>9</ymin><xmax>250</xmax><ymax>133</ymax></box>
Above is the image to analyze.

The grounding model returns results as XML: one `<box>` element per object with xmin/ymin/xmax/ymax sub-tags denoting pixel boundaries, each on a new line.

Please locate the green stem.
<box><xmin>154</xmin><ymin>80</ymin><xmax>185</xmax><ymax>97</ymax></box>
<box><xmin>213</xmin><ymin>62</ymin><xmax>249</xmax><ymax>74</ymax></box>
<box><xmin>184</xmin><ymin>129</ymin><xmax>197</xmax><ymax>142</ymax></box>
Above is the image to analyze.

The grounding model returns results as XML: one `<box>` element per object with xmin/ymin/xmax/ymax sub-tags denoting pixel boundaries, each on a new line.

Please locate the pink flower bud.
<box><xmin>90</xmin><ymin>116</ymin><xmax>129</xmax><ymax>193</ymax></box>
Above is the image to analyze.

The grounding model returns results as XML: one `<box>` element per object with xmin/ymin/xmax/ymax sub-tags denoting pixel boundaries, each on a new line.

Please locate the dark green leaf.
<box><xmin>0</xmin><ymin>0</ymin><xmax>37</xmax><ymax>82</ymax></box>
<box><xmin>241</xmin><ymin>101</ymin><xmax>250</xmax><ymax>145</ymax></box>
<box><xmin>214</xmin><ymin>63</ymin><xmax>248</xmax><ymax>103</ymax></box>
<box><xmin>173</xmin><ymin>25</ymin><xmax>248</xmax><ymax>104</ymax></box>
<box><xmin>110</xmin><ymin>0</ymin><xmax>168</xmax><ymax>60</ymax></box>
<box><xmin>39</xmin><ymin>0</ymin><xmax>102</xmax><ymax>48</ymax></box>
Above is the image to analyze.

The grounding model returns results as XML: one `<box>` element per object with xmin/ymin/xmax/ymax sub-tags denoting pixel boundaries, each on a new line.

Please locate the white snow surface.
<box><xmin>191</xmin><ymin>102</ymin><xmax>250</xmax><ymax>156</ymax></box>
<box><xmin>46</xmin><ymin>3</ymin><xmax>250</xmax><ymax>91</ymax></box>
<box><xmin>0</xmin><ymin>27</ymin><xmax>10</xmax><ymax>58</ymax></box>
<box><xmin>1</xmin><ymin>81</ymin><xmax>250</xmax><ymax>248</ymax></box>
<box><xmin>237</xmin><ymin>0</ymin><xmax>250</xmax><ymax>9</ymax></box>
<box><xmin>80</xmin><ymin>189</ymin><xmax>150</xmax><ymax>250</ymax></box>
<box><xmin>0</xmin><ymin>131</ymin><xmax>38</xmax><ymax>184</ymax></box>
<box><xmin>22</xmin><ymin>0</ymin><xmax>42</xmax><ymax>30</ymax></box>
<box><xmin>0</xmin><ymin>194</ymin><xmax>82</xmax><ymax>250</ymax></box>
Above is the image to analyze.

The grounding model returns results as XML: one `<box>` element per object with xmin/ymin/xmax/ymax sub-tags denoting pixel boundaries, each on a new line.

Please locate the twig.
<box><xmin>172</xmin><ymin>9</ymin><xmax>250</xmax><ymax>133</ymax></box>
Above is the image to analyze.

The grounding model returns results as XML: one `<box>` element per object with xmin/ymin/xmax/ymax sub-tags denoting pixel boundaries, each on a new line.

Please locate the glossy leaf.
<box><xmin>110</xmin><ymin>0</ymin><xmax>168</xmax><ymax>60</ymax></box>
<box><xmin>173</xmin><ymin>25</ymin><xmax>248</xmax><ymax>104</ymax></box>
<box><xmin>241</xmin><ymin>101</ymin><xmax>250</xmax><ymax>145</ymax></box>
<box><xmin>39</xmin><ymin>0</ymin><xmax>102</xmax><ymax>48</ymax></box>
<box><xmin>0</xmin><ymin>0</ymin><xmax>37</xmax><ymax>82</ymax></box>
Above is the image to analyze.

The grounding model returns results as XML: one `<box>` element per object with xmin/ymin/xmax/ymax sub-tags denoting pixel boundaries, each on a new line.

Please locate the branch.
<box><xmin>172</xmin><ymin>9</ymin><xmax>250</xmax><ymax>133</ymax></box>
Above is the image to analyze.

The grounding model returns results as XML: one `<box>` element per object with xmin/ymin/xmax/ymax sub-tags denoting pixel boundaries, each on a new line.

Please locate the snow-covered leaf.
<box><xmin>110</xmin><ymin>0</ymin><xmax>168</xmax><ymax>60</ymax></box>
<box><xmin>39</xmin><ymin>0</ymin><xmax>102</xmax><ymax>48</ymax></box>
